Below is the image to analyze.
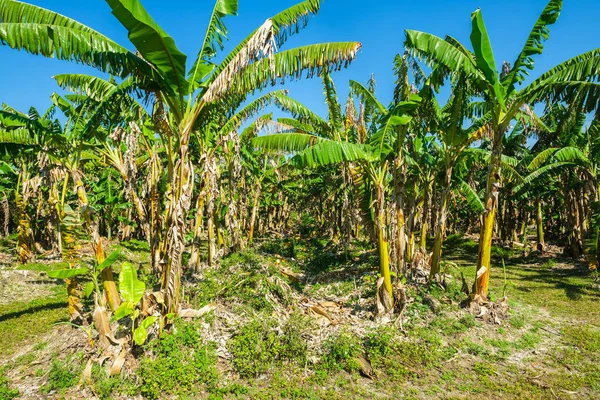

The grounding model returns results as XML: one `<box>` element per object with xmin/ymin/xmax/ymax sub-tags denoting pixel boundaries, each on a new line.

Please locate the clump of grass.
<box><xmin>137</xmin><ymin>320</ymin><xmax>219</xmax><ymax>399</ymax></box>
<box><xmin>90</xmin><ymin>364</ymin><xmax>136</xmax><ymax>400</ymax></box>
<box><xmin>474</xmin><ymin>362</ymin><xmax>496</xmax><ymax>377</ymax></box>
<box><xmin>514</xmin><ymin>331</ymin><xmax>541</xmax><ymax>350</ymax></box>
<box><xmin>229</xmin><ymin>313</ymin><xmax>309</xmax><ymax>378</ymax></box>
<box><xmin>0</xmin><ymin>368</ymin><xmax>18</xmax><ymax>400</ymax></box>
<box><xmin>41</xmin><ymin>355</ymin><xmax>83</xmax><ymax>394</ymax></box>
<box><xmin>429</xmin><ymin>314</ymin><xmax>477</xmax><ymax>336</ymax></box>
<box><xmin>562</xmin><ymin>325</ymin><xmax>600</xmax><ymax>352</ymax></box>
<box><xmin>460</xmin><ymin>339</ymin><xmax>492</xmax><ymax>358</ymax></box>
<box><xmin>320</xmin><ymin>330</ymin><xmax>363</xmax><ymax>373</ymax></box>
<box><xmin>188</xmin><ymin>249</ymin><xmax>293</xmax><ymax>312</ymax></box>
<box><xmin>509</xmin><ymin>313</ymin><xmax>527</xmax><ymax>329</ymax></box>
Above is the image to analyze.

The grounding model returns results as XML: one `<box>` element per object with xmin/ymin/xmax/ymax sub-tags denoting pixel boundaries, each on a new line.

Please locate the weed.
<box><xmin>562</xmin><ymin>325</ymin><xmax>600</xmax><ymax>352</ymax></box>
<box><xmin>473</xmin><ymin>362</ymin><xmax>496</xmax><ymax>377</ymax></box>
<box><xmin>485</xmin><ymin>338</ymin><xmax>512</xmax><ymax>360</ymax></box>
<box><xmin>0</xmin><ymin>368</ymin><xmax>18</xmax><ymax>400</ymax></box>
<box><xmin>42</xmin><ymin>356</ymin><xmax>82</xmax><ymax>393</ymax></box>
<box><xmin>429</xmin><ymin>314</ymin><xmax>476</xmax><ymax>336</ymax></box>
<box><xmin>229</xmin><ymin>314</ymin><xmax>309</xmax><ymax>378</ymax></box>
<box><xmin>509</xmin><ymin>313</ymin><xmax>526</xmax><ymax>329</ymax></box>
<box><xmin>320</xmin><ymin>330</ymin><xmax>363</xmax><ymax>373</ymax></box>
<box><xmin>513</xmin><ymin>330</ymin><xmax>541</xmax><ymax>350</ymax></box>
<box><xmin>190</xmin><ymin>250</ymin><xmax>293</xmax><ymax>312</ymax></box>
<box><xmin>138</xmin><ymin>320</ymin><xmax>219</xmax><ymax>399</ymax></box>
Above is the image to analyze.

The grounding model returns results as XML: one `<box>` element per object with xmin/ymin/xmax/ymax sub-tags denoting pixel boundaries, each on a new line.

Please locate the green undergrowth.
<box><xmin>186</xmin><ymin>250</ymin><xmax>294</xmax><ymax>312</ymax></box>
<box><xmin>229</xmin><ymin>313</ymin><xmax>310</xmax><ymax>378</ymax></box>
<box><xmin>0</xmin><ymin>368</ymin><xmax>18</xmax><ymax>400</ymax></box>
<box><xmin>41</xmin><ymin>353</ymin><xmax>85</xmax><ymax>395</ymax></box>
<box><xmin>16</xmin><ymin>261</ymin><xmax>70</xmax><ymax>272</ymax></box>
<box><xmin>137</xmin><ymin>321</ymin><xmax>219</xmax><ymax>399</ymax></box>
<box><xmin>2</xmin><ymin>236</ymin><xmax>600</xmax><ymax>399</ymax></box>
<box><xmin>0</xmin><ymin>287</ymin><xmax>67</xmax><ymax>355</ymax></box>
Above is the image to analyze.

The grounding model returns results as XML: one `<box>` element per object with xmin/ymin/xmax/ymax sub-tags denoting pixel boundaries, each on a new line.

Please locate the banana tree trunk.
<box><xmin>536</xmin><ymin>198</ymin><xmax>545</xmax><ymax>252</ymax></box>
<box><xmin>160</xmin><ymin>135</ymin><xmax>194</xmax><ymax>315</ymax></box>
<box><xmin>205</xmin><ymin>166</ymin><xmax>217</xmax><ymax>266</ymax></box>
<box><xmin>474</xmin><ymin>140</ymin><xmax>502</xmax><ymax>299</ymax></box>
<box><xmin>375</xmin><ymin>182</ymin><xmax>393</xmax><ymax>304</ymax></box>
<box><xmin>1</xmin><ymin>194</ymin><xmax>9</xmax><ymax>238</ymax></box>
<box><xmin>188</xmin><ymin>180</ymin><xmax>206</xmax><ymax>272</ymax></box>
<box><xmin>16</xmin><ymin>166</ymin><xmax>36</xmax><ymax>264</ymax></box>
<box><xmin>149</xmin><ymin>154</ymin><xmax>162</xmax><ymax>275</ymax></box>
<box><xmin>393</xmin><ymin>157</ymin><xmax>406</xmax><ymax>276</ymax></box>
<box><xmin>248</xmin><ymin>180</ymin><xmax>261</xmax><ymax>244</ymax></box>
<box><xmin>72</xmin><ymin>171</ymin><xmax>120</xmax><ymax>311</ymax></box>
<box><xmin>420</xmin><ymin>178</ymin><xmax>432</xmax><ymax>251</ymax></box>
<box><xmin>406</xmin><ymin>186</ymin><xmax>418</xmax><ymax>265</ymax></box>
<box><xmin>430</xmin><ymin>165</ymin><xmax>453</xmax><ymax>281</ymax></box>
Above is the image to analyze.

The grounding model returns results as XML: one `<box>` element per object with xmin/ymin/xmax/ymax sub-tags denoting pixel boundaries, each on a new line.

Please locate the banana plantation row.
<box><xmin>0</xmin><ymin>0</ymin><xmax>599</xmax><ymax>342</ymax></box>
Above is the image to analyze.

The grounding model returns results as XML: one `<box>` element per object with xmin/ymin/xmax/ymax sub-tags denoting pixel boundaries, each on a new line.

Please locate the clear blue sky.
<box><xmin>1</xmin><ymin>0</ymin><xmax>599</xmax><ymax>119</ymax></box>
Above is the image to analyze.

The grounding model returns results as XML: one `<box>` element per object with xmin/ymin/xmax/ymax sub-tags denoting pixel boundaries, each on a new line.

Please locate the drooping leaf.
<box><xmin>513</xmin><ymin>162</ymin><xmax>575</xmax><ymax>193</ymax></box>
<box><xmin>291</xmin><ymin>140</ymin><xmax>373</xmax><ymax>168</ymax></box>
<box><xmin>321</xmin><ymin>71</ymin><xmax>342</xmax><ymax>135</ymax></box>
<box><xmin>404</xmin><ymin>30</ymin><xmax>485</xmax><ymax>84</ymax></box>
<box><xmin>47</xmin><ymin>268</ymin><xmax>88</xmax><ymax>279</ymax></box>
<box><xmin>97</xmin><ymin>250</ymin><xmax>121</xmax><ymax>272</ymax></box>
<box><xmin>252</xmin><ymin>133</ymin><xmax>325</xmax><ymax>152</ymax></box>
<box><xmin>454</xmin><ymin>180</ymin><xmax>484</xmax><ymax>214</ymax></box>
<box><xmin>106</xmin><ymin>0</ymin><xmax>188</xmax><ymax>101</ymax></box>
<box><xmin>212</xmin><ymin>42</ymin><xmax>362</xmax><ymax>102</ymax></box>
<box><xmin>217</xmin><ymin>90</ymin><xmax>288</xmax><ymax>136</ymax></box>
<box><xmin>349</xmin><ymin>79</ymin><xmax>387</xmax><ymax>115</ymax></box>
<box><xmin>0</xmin><ymin>16</ymin><xmax>156</xmax><ymax>83</ymax></box>
<box><xmin>553</xmin><ymin>146</ymin><xmax>591</xmax><ymax>166</ymax></box>
<box><xmin>503</xmin><ymin>0</ymin><xmax>562</xmax><ymax>94</ymax></box>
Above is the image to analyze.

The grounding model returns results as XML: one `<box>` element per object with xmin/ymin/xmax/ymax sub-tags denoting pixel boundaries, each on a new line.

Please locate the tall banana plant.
<box><xmin>516</xmin><ymin>104</ymin><xmax>599</xmax><ymax>263</ymax></box>
<box><xmin>254</xmin><ymin>73</ymin><xmax>421</xmax><ymax>313</ymax></box>
<box><xmin>0</xmin><ymin>0</ymin><xmax>361</xmax><ymax>314</ymax></box>
<box><xmin>417</xmin><ymin>72</ymin><xmax>491</xmax><ymax>280</ymax></box>
<box><xmin>405</xmin><ymin>0</ymin><xmax>600</xmax><ymax>299</ymax></box>
<box><xmin>0</xmin><ymin>104</ymin><xmax>63</xmax><ymax>263</ymax></box>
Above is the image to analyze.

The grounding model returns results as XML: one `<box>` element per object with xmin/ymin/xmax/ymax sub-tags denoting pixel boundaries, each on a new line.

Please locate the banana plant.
<box><xmin>516</xmin><ymin>103</ymin><xmax>599</xmax><ymax>263</ymax></box>
<box><xmin>0</xmin><ymin>0</ymin><xmax>361</xmax><ymax>316</ymax></box>
<box><xmin>404</xmin><ymin>0</ymin><xmax>600</xmax><ymax>299</ymax></box>
<box><xmin>253</xmin><ymin>71</ymin><xmax>421</xmax><ymax>312</ymax></box>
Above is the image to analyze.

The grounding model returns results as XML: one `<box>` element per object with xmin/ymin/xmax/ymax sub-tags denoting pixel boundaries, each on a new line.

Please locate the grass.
<box><xmin>0</xmin><ymin>286</ymin><xmax>67</xmax><ymax>356</ymax></box>
<box><xmin>0</xmin><ymin>368</ymin><xmax>18</xmax><ymax>400</ymax></box>
<box><xmin>1</xmin><ymin>235</ymin><xmax>600</xmax><ymax>399</ymax></box>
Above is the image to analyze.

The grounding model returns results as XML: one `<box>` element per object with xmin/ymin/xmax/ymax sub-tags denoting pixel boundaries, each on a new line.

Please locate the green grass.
<box><xmin>0</xmin><ymin>368</ymin><xmax>18</xmax><ymax>400</ymax></box>
<box><xmin>2</xmin><ymin>235</ymin><xmax>600</xmax><ymax>399</ymax></box>
<box><xmin>0</xmin><ymin>287</ymin><xmax>67</xmax><ymax>355</ymax></box>
<box><xmin>229</xmin><ymin>313</ymin><xmax>309</xmax><ymax>378</ymax></box>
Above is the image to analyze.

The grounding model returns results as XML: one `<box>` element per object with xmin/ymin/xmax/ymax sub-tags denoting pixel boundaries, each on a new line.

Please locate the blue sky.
<box><xmin>1</xmin><ymin>0</ymin><xmax>599</xmax><ymax>120</ymax></box>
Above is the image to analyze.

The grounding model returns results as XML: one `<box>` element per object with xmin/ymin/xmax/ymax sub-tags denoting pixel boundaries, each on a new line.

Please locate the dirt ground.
<box><xmin>0</xmin><ymin>236</ymin><xmax>599</xmax><ymax>399</ymax></box>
